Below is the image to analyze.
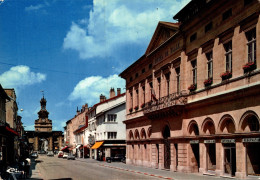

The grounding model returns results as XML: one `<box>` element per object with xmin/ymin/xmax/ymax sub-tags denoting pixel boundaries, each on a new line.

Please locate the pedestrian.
<box><xmin>24</xmin><ymin>157</ymin><xmax>31</xmax><ymax>178</ymax></box>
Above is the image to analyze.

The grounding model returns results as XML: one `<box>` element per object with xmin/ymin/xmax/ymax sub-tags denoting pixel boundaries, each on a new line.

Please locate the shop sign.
<box><xmin>204</xmin><ymin>140</ymin><xmax>215</xmax><ymax>144</ymax></box>
<box><xmin>221</xmin><ymin>139</ymin><xmax>235</xmax><ymax>143</ymax></box>
<box><xmin>242</xmin><ymin>138</ymin><xmax>260</xmax><ymax>143</ymax></box>
<box><xmin>190</xmin><ymin>140</ymin><xmax>199</xmax><ymax>144</ymax></box>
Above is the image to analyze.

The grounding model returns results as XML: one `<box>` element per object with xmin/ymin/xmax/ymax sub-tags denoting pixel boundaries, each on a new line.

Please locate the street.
<box><xmin>30</xmin><ymin>155</ymin><xmax>159</xmax><ymax>180</ymax></box>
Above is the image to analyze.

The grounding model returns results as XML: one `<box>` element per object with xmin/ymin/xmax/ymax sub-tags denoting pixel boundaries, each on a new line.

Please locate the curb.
<box><xmin>99</xmin><ymin>164</ymin><xmax>174</xmax><ymax>180</ymax></box>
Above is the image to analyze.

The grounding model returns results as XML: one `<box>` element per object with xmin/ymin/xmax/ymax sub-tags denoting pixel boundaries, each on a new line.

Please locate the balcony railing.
<box><xmin>143</xmin><ymin>90</ymin><xmax>188</xmax><ymax>114</ymax></box>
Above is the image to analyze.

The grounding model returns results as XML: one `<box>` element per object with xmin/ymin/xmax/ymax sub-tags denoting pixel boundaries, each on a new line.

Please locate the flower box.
<box><xmin>141</xmin><ymin>103</ymin><xmax>145</xmax><ymax>108</ymax></box>
<box><xmin>129</xmin><ymin>108</ymin><xmax>133</xmax><ymax>112</ymax></box>
<box><xmin>188</xmin><ymin>84</ymin><xmax>197</xmax><ymax>92</ymax></box>
<box><xmin>243</xmin><ymin>62</ymin><xmax>256</xmax><ymax>72</ymax></box>
<box><xmin>220</xmin><ymin>71</ymin><xmax>232</xmax><ymax>80</ymax></box>
<box><xmin>134</xmin><ymin>106</ymin><xmax>139</xmax><ymax>111</ymax></box>
<box><xmin>204</xmin><ymin>78</ymin><xmax>213</xmax><ymax>87</ymax></box>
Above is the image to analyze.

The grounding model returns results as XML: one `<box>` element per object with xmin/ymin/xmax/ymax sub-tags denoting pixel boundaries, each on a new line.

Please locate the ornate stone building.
<box><xmin>120</xmin><ymin>0</ymin><xmax>260</xmax><ymax>178</ymax></box>
<box><xmin>26</xmin><ymin>96</ymin><xmax>63</xmax><ymax>152</ymax></box>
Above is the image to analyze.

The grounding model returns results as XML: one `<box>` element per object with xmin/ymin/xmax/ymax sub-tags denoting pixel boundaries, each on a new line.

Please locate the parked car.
<box><xmin>30</xmin><ymin>152</ymin><xmax>38</xmax><ymax>158</ymax></box>
<box><xmin>58</xmin><ymin>152</ymin><xmax>63</xmax><ymax>158</ymax></box>
<box><xmin>63</xmin><ymin>153</ymin><xmax>68</xmax><ymax>159</ymax></box>
<box><xmin>106</xmin><ymin>154</ymin><xmax>125</xmax><ymax>163</ymax></box>
<box><xmin>67</xmin><ymin>154</ymin><xmax>75</xmax><ymax>160</ymax></box>
<box><xmin>38</xmin><ymin>150</ymin><xmax>46</xmax><ymax>154</ymax></box>
<box><xmin>47</xmin><ymin>151</ymin><xmax>54</xmax><ymax>157</ymax></box>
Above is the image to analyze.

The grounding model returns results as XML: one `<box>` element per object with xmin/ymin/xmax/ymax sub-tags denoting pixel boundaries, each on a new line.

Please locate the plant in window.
<box><xmin>204</xmin><ymin>78</ymin><xmax>213</xmax><ymax>87</ymax></box>
<box><xmin>129</xmin><ymin>107</ymin><xmax>133</xmax><ymax>113</ymax></box>
<box><xmin>141</xmin><ymin>103</ymin><xmax>145</xmax><ymax>108</ymax></box>
<box><xmin>134</xmin><ymin>105</ymin><xmax>139</xmax><ymax>111</ymax></box>
<box><xmin>188</xmin><ymin>84</ymin><xmax>197</xmax><ymax>92</ymax></box>
<box><xmin>220</xmin><ymin>71</ymin><xmax>232</xmax><ymax>80</ymax></box>
<box><xmin>243</xmin><ymin>62</ymin><xmax>256</xmax><ymax>72</ymax></box>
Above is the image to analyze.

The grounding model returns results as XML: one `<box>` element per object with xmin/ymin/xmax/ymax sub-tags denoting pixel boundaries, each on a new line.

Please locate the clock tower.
<box><xmin>34</xmin><ymin>96</ymin><xmax>52</xmax><ymax>132</ymax></box>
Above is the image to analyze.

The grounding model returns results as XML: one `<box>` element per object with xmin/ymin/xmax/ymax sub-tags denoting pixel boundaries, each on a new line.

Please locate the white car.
<box><xmin>63</xmin><ymin>154</ymin><xmax>68</xmax><ymax>159</ymax></box>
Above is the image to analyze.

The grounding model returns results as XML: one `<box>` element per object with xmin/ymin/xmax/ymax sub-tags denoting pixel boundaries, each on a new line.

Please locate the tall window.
<box><xmin>142</xmin><ymin>86</ymin><xmax>145</xmax><ymax>104</ymax></box>
<box><xmin>165</xmin><ymin>73</ymin><xmax>170</xmax><ymax>96</ymax></box>
<box><xmin>157</xmin><ymin>77</ymin><xmax>161</xmax><ymax>99</ymax></box>
<box><xmin>191</xmin><ymin>60</ymin><xmax>197</xmax><ymax>84</ymax></box>
<box><xmin>176</xmin><ymin>67</ymin><xmax>180</xmax><ymax>94</ymax></box>
<box><xmin>149</xmin><ymin>82</ymin><xmax>153</xmax><ymax>101</ymax></box>
<box><xmin>224</xmin><ymin>41</ymin><xmax>232</xmax><ymax>72</ymax></box>
<box><xmin>108</xmin><ymin>132</ymin><xmax>117</xmax><ymax>139</ymax></box>
<box><xmin>136</xmin><ymin>89</ymin><xmax>139</xmax><ymax>106</ymax></box>
<box><xmin>107</xmin><ymin>114</ymin><xmax>117</xmax><ymax>122</ymax></box>
<box><xmin>246</xmin><ymin>28</ymin><xmax>256</xmax><ymax>63</ymax></box>
<box><xmin>130</xmin><ymin>92</ymin><xmax>133</xmax><ymax>109</ymax></box>
<box><xmin>206</xmin><ymin>52</ymin><xmax>213</xmax><ymax>79</ymax></box>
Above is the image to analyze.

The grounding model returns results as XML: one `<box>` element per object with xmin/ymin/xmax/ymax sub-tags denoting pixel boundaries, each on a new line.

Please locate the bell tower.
<box><xmin>35</xmin><ymin>95</ymin><xmax>52</xmax><ymax>132</ymax></box>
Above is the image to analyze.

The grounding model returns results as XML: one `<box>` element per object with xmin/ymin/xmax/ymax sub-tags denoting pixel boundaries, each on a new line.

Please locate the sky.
<box><xmin>0</xmin><ymin>0</ymin><xmax>190</xmax><ymax>131</ymax></box>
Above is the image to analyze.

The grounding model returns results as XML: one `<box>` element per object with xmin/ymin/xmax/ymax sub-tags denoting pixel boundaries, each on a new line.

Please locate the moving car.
<box><xmin>106</xmin><ymin>154</ymin><xmax>125</xmax><ymax>163</ymax></box>
<box><xmin>67</xmin><ymin>154</ymin><xmax>75</xmax><ymax>160</ymax></box>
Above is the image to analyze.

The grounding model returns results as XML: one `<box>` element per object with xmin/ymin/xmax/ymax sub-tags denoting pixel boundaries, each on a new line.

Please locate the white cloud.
<box><xmin>25</xmin><ymin>4</ymin><xmax>44</xmax><ymax>11</ymax></box>
<box><xmin>69</xmin><ymin>74</ymin><xmax>125</xmax><ymax>105</ymax></box>
<box><xmin>0</xmin><ymin>65</ymin><xmax>46</xmax><ymax>89</ymax></box>
<box><xmin>63</xmin><ymin>0</ymin><xmax>191</xmax><ymax>60</ymax></box>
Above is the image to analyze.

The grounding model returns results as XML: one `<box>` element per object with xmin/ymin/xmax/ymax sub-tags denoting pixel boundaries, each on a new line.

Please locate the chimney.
<box><xmin>100</xmin><ymin>94</ymin><xmax>106</xmax><ymax>102</ymax></box>
<box><xmin>110</xmin><ymin>88</ymin><xmax>115</xmax><ymax>98</ymax></box>
<box><xmin>77</xmin><ymin>106</ymin><xmax>80</xmax><ymax>115</ymax></box>
<box><xmin>117</xmin><ymin>88</ymin><xmax>121</xmax><ymax>96</ymax></box>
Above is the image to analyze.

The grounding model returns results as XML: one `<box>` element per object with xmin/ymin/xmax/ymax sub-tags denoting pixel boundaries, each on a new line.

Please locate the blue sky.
<box><xmin>0</xmin><ymin>0</ymin><xmax>190</xmax><ymax>131</ymax></box>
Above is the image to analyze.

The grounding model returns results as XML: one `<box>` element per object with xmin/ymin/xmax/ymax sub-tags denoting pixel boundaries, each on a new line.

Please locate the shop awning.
<box><xmin>76</xmin><ymin>144</ymin><xmax>82</xmax><ymax>149</ymax></box>
<box><xmin>61</xmin><ymin>146</ymin><xmax>68</xmax><ymax>151</ymax></box>
<box><xmin>5</xmin><ymin>126</ymin><xmax>19</xmax><ymax>136</ymax></box>
<box><xmin>91</xmin><ymin>141</ymin><xmax>104</xmax><ymax>149</ymax></box>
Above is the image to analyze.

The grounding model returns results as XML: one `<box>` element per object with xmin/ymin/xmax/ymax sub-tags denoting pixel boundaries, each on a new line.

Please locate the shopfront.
<box><xmin>221</xmin><ymin>139</ymin><xmax>236</xmax><ymax>176</ymax></box>
<box><xmin>204</xmin><ymin>140</ymin><xmax>216</xmax><ymax>172</ymax></box>
<box><xmin>243</xmin><ymin>138</ymin><xmax>260</xmax><ymax>176</ymax></box>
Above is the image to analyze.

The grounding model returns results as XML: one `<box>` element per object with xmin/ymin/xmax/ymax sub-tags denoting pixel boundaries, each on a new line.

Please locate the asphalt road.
<box><xmin>33</xmin><ymin>155</ymin><xmax>159</xmax><ymax>180</ymax></box>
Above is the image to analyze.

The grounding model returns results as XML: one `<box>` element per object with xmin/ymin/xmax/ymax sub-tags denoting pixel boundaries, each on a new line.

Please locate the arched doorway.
<box><xmin>163</xmin><ymin>125</ymin><xmax>171</xmax><ymax>169</ymax></box>
<box><xmin>240</xmin><ymin>112</ymin><xmax>260</xmax><ymax>176</ymax></box>
<box><xmin>188</xmin><ymin>121</ymin><xmax>200</xmax><ymax>172</ymax></box>
<box><xmin>219</xmin><ymin>115</ymin><xmax>236</xmax><ymax>176</ymax></box>
<box><xmin>202</xmin><ymin>119</ymin><xmax>216</xmax><ymax>171</ymax></box>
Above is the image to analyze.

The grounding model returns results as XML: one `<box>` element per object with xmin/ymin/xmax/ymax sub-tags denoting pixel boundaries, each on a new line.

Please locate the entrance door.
<box><xmin>207</xmin><ymin>143</ymin><xmax>216</xmax><ymax>171</ymax></box>
<box><xmin>224</xmin><ymin>145</ymin><xmax>236</xmax><ymax>176</ymax></box>
<box><xmin>164</xmin><ymin>139</ymin><xmax>171</xmax><ymax>169</ymax></box>
<box><xmin>247</xmin><ymin>143</ymin><xmax>260</xmax><ymax>176</ymax></box>
<box><xmin>191</xmin><ymin>144</ymin><xmax>200</xmax><ymax>171</ymax></box>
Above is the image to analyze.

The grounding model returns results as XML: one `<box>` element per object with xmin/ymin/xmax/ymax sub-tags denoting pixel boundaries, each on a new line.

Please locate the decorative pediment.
<box><xmin>145</xmin><ymin>21</ymin><xmax>179</xmax><ymax>56</ymax></box>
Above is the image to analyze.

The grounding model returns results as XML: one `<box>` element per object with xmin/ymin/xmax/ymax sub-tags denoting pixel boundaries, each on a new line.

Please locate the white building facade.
<box><xmin>89</xmin><ymin>88</ymin><xmax>126</xmax><ymax>161</ymax></box>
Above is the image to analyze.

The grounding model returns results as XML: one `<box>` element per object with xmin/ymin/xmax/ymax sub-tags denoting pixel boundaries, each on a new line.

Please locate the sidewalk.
<box><xmin>76</xmin><ymin>158</ymin><xmax>260</xmax><ymax>180</ymax></box>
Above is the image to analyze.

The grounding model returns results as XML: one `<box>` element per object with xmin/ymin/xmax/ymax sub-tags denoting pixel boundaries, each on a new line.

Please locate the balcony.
<box><xmin>143</xmin><ymin>90</ymin><xmax>188</xmax><ymax>119</ymax></box>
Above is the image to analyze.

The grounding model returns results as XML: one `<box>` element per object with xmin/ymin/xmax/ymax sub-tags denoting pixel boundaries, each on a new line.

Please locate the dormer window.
<box><xmin>190</xmin><ymin>33</ymin><xmax>197</xmax><ymax>42</ymax></box>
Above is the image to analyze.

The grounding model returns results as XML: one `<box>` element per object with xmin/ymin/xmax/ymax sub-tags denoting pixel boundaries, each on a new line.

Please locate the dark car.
<box><xmin>106</xmin><ymin>154</ymin><xmax>125</xmax><ymax>163</ymax></box>
<box><xmin>30</xmin><ymin>152</ymin><xmax>38</xmax><ymax>158</ymax></box>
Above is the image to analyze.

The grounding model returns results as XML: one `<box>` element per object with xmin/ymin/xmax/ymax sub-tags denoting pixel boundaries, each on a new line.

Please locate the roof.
<box><xmin>0</xmin><ymin>84</ymin><xmax>10</xmax><ymax>101</ymax></box>
<box><xmin>88</xmin><ymin>93</ymin><xmax>126</xmax><ymax>114</ymax></box>
<box><xmin>173</xmin><ymin>0</ymin><xmax>214</xmax><ymax>23</ymax></box>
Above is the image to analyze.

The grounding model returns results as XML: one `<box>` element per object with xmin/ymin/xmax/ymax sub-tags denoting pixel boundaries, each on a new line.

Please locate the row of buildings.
<box><xmin>64</xmin><ymin>88</ymin><xmax>126</xmax><ymax>161</ymax></box>
<box><xmin>64</xmin><ymin>0</ymin><xmax>259</xmax><ymax>179</ymax></box>
<box><xmin>0</xmin><ymin>84</ymin><xmax>27</xmax><ymax>174</ymax></box>
<box><xmin>119</xmin><ymin>0</ymin><xmax>260</xmax><ymax>179</ymax></box>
